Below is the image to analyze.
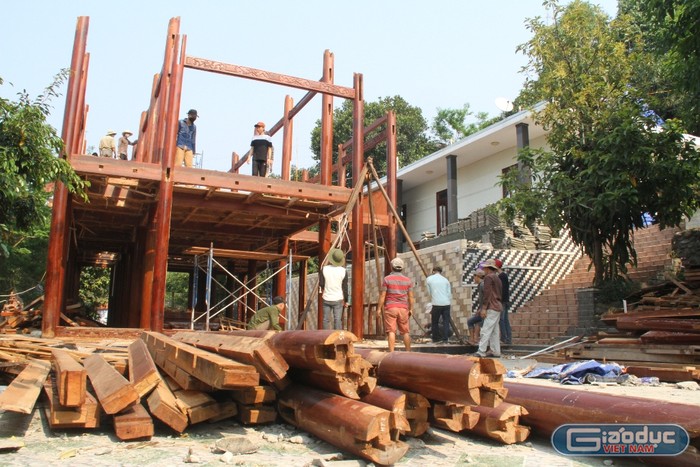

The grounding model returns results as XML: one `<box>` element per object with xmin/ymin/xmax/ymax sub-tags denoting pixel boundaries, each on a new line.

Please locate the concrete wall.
<box><xmin>401</xmin><ymin>134</ymin><xmax>548</xmax><ymax>242</ymax></box>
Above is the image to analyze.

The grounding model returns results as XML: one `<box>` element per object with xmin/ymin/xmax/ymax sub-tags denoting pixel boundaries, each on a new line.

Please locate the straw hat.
<box><xmin>122</xmin><ymin>130</ymin><xmax>133</xmax><ymax>136</ymax></box>
<box><xmin>255</xmin><ymin>121</ymin><xmax>265</xmax><ymax>128</ymax></box>
<box><xmin>107</xmin><ymin>129</ymin><xmax>117</xmax><ymax>136</ymax></box>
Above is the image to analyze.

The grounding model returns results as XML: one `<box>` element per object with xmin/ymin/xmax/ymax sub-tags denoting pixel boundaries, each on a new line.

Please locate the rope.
<box><xmin>0</xmin><ymin>283</ymin><xmax>42</xmax><ymax>298</ymax></box>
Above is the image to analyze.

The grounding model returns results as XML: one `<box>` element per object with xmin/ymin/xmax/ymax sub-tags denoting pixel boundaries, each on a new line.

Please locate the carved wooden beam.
<box><xmin>185</xmin><ymin>56</ymin><xmax>355</xmax><ymax>99</ymax></box>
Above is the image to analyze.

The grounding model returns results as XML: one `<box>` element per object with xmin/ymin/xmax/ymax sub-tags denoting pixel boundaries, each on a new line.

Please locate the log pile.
<box><xmin>356</xmin><ymin>348</ymin><xmax>529</xmax><ymax>445</ymax></box>
<box><xmin>549</xmin><ymin>273</ymin><xmax>700</xmax><ymax>382</ymax></box>
<box><xmin>0</xmin><ymin>330</ymin><xmax>528</xmax><ymax>465</ymax></box>
<box><xmin>2</xmin><ymin>329</ymin><xmax>700</xmax><ymax>464</ymax></box>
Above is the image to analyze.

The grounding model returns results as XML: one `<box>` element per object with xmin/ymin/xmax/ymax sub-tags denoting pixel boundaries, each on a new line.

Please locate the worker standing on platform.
<box><xmin>246</xmin><ymin>121</ymin><xmax>273</xmax><ymax>177</ymax></box>
<box><xmin>377</xmin><ymin>257</ymin><xmax>414</xmax><ymax>352</ymax></box>
<box><xmin>98</xmin><ymin>130</ymin><xmax>117</xmax><ymax>158</ymax></box>
<box><xmin>175</xmin><ymin>109</ymin><xmax>198</xmax><ymax>168</ymax></box>
<box><xmin>118</xmin><ymin>130</ymin><xmax>135</xmax><ymax>160</ymax></box>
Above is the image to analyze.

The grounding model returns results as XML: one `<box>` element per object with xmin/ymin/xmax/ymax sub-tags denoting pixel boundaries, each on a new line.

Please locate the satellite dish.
<box><xmin>495</xmin><ymin>97</ymin><xmax>514</xmax><ymax>112</ymax></box>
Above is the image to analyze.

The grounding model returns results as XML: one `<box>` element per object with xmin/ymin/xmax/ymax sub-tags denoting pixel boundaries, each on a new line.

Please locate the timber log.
<box><xmin>505</xmin><ymin>381</ymin><xmax>700</xmax><ymax>466</ymax></box>
<box><xmin>357</xmin><ymin>349</ymin><xmax>503</xmax><ymax>406</ymax></box>
<box><xmin>360</xmin><ymin>385</ymin><xmax>411</xmax><ymax>438</ymax></box>
<box><xmin>278</xmin><ymin>384</ymin><xmax>408</xmax><ymax>466</ymax></box>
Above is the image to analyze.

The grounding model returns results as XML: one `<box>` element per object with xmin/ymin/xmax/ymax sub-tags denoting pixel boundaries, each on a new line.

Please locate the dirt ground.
<box><xmin>1</xmin><ymin>355</ymin><xmax>698</xmax><ymax>467</ymax></box>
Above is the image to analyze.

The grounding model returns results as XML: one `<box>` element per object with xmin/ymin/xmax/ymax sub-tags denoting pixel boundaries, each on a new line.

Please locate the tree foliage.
<box><xmin>310</xmin><ymin>96</ymin><xmax>439</xmax><ymax>180</ymax></box>
<box><xmin>431</xmin><ymin>104</ymin><xmax>500</xmax><ymax>144</ymax></box>
<box><xmin>0</xmin><ymin>224</ymin><xmax>48</xmax><ymax>304</ymax></box>
<box><xmin>501</xmin><ymin>0</ymin><xmax>700</xmax><ymax>286</ymax></box>
<box><xmin>78</xmin><ymin>266</ymin><xmax>111</xmax><ymax>317</ymax></box>
<box><xmin>166</xmin><ymin>271</ymin><xmax>190</xmax><ymax>310</ymax></box>
<box><xmin>620</xmin><ymin>0</ymin><xmax>700</xmax><ymax>135</ymax></box>
<box><xmin>0</xmin><ymin>71</ymin><xmax>87</xmax><ymax>259</ymax></box>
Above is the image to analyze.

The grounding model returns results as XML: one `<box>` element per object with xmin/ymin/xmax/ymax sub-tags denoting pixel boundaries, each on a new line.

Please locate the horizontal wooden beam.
<box><xmin>70</xmin><ymin>156</ymin><xmax>162</xmax><ymax>182</ymax></box>
<box><xmin>185</xmin><ymin>56</ymin><xmax>356</xmax><ymax>99</ymax></box>
<box><xmin>172</xmin><ymin>167</ymin><xmax>352</xmax><ymax>205</ymax></box>
<box><xmin>183</xmin><ymin>246</ymin><xmax>308</xmax><ymax>262</ymax></box>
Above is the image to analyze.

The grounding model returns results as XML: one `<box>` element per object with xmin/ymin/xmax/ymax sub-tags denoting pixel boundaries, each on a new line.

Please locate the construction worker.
<box><xmin>175</xmin><ymin>109</ymin><xmax>198</xmax><ymax>167</ymax></box>
<box><xmin>377</xmin><ymin>257</ymin><xmax>414</xmax><ymax>352</ymax></box>
<box><xmin>246</xmin><ymin>121</ymin><xmax>273</xmax><ymax>177</ymax></box>
<box><xmin>98</xmin><ymin>130</ymin><xmax>117</xmax><ymax>158</ymax></box>
<box><xmin>247</xmin><ymin>296</ymin><xmax>286</xmax><ymax>331</ymax></box>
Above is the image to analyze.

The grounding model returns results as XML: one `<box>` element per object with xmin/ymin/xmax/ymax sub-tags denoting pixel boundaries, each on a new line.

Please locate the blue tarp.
<box><xmin>522</xmin><ymin>360</ymin><xmax>625</xmax><ymax>385</ymax></box>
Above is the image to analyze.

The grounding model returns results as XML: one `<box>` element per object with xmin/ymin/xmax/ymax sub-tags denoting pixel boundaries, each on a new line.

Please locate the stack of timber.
<box><xmin>550</xmin><ymin>277</ymin><xmax>700</xmax><ymax>382</ymax></box>
<box><xmin>244</xmin><ymin>329</ymin><xmax>409</xmax><ymax>465</ymax></box>
<box><xmin>357</xmin><ymin>348</ymin><xmax>530</xmax><ymax>445</ymax></box>
<box><xmin>0</xmin><ymin>291</ymin><xmax>41</xmax><ymax>332</ymax></box>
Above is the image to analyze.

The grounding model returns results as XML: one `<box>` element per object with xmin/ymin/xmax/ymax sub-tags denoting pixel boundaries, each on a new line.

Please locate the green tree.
<box><xmin>502</xmin><ymin>0</ymin><xmax>700</xmax><ymax>286</ymax></box>
<box><xmin>166</xmin><ymin>271</ymin><xmax>190</xmax><ymax>310</ymax></box>
<box><xmin>431</xmin><ymin>104</ymin><xmax>500</xmax><ymax>144</ymax></box>
<box><xmin>619</xmin><ymin>0</ymin><xmax>700</xmax><ymax>135</ymax></box>
<box><xmin>310</xmin><ymin>96</ymin><xmax>439</xmax><ymax>180</ymax></box>
<box><xmin>0</xmin><ymin>223</ymin><xmax>48</xmax><ymax>304</ymax></box>
<box><xmin>78</xmin><ymin>266</ymin><xmax>111</xmax><ymax>318</ymax></box>
<box><xmin>0</xmin><ymin>71</ymin><xmax>87</xmax><ymax>259</ymax></box>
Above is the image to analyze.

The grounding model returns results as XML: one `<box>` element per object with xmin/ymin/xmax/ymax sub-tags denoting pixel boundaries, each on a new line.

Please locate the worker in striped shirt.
<box><xmin>377</xmin><ymin>257</ymin><xmax>415</xmax><ymax>352</ymax></box>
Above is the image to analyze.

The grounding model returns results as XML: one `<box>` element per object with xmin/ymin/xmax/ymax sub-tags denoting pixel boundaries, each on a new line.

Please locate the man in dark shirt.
<box><xmin>175</xmin><ymin>109</ymin><xmax>198</xmax><ymax>168</ymax></box>
<box><xmin>495</xmin><ymin>259</ymin><xmax>512</xmax><ymax>345</ymax></box>
<box><xmin>246</xmin><ymin>121</ymin><xmax>273</xmax><ymax>177</ymax></box>
<box><xmin>473</xmin><ymin>259</ymin><xmax>502</xmax><ymax>358</ymax></box>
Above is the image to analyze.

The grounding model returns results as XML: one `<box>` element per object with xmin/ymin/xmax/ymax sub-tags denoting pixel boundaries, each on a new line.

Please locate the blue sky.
<box><xmin>2</xmin><ymin>0</ymin><xmax>618</xmax><ymax>173</ymax></box>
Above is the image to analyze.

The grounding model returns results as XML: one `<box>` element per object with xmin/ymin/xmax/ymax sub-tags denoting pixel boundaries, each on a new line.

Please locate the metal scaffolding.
<box><xmin>190</xmin><ymin>243</ymin><xmax>292</xmax><ymax>331</ymax></box>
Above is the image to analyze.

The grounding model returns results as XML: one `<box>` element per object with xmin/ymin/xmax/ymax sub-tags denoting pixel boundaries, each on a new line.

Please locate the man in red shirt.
<box><xmin>377</xmin><ymin>257</ymin><xmax>415</xmax><ymax>352</ymax></box>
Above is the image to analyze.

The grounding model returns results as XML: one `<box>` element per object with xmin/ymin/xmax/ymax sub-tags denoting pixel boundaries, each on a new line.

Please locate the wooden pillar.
<box><xmin>245</xmin><ymin>260</ymin><xmax>258</xmax><ymax>323</ymax></box>
<box><xmin>43</xmin><ymin>17</ymin><xmax>89</xmax><ymax>338</ymax></box>
<box><xmin>236</xmin><ymin>272</ymin><xmax>247</xmax><ymax>323</ymax></box>
<box><xmin>275</xmin><ymin>238</ymin><xmax>289</xmax><ymax>299</ymax></box>
<box><xmin>281</xmin><ymin>95</ymin><xmax>293</xmax><ymax>180</ymax></box>
<box><xmin>337</xmin><ymin>144</ymin><xmax>347</xmax><ymax>187</ymax></box>
<box><xmin>317</xmin><ymin>49</ymin><xmax>335</xmax><ymax>330</ymax></box>
<box><xmin>140</xmin><ymin>74</ymin><xmax>160</xmax><ymax>164</ymax></box>
<box><xmin>129</xmin><ymin>228</ymin><xmax>146</xmax><ymax>328</ymax></box>
<box><xmin>139</xmin><ymin>209</ymin><xmax>157</xmax><ymax>329</ymax></box>
<box><xmin>297</xmin><ymin>259</ymin><xmax>308</xmax><ymax>330</ymax></box>
<box><xmin>350</xmin><ymin>73</ymin><xmax>365</xmax><ymax>339</ymax></box>
<box><xmin>225</xmin><ymin>260</ymin><xmax>235</xmax><ymax>318</ymax></box>
<box><xmin>150</xmin><ymin>18</ymin><xmax>183</xmax><ymax>332</ymax></box>
<box><xmin>385</xmin><ymin>110</ymin><xmax>398</xmax><ymax>275</ymax></box>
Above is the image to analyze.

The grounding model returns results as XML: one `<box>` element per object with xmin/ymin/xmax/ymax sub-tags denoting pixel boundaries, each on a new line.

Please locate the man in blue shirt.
<box><xmin>175</xmin><ymin>109</ymin><xmax>198</xmax><ymax>168</ymax></box>
<box><xmin>426</xmin><ymin>265</ymin><xmax>452</xmax><ymax>344</ymax></box>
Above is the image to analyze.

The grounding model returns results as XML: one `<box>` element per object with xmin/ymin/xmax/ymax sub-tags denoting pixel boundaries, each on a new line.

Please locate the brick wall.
<box><xmin>510</xmin><ymin>224</ymin><xmax>680</xmax><ymax>345</ymax></box>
